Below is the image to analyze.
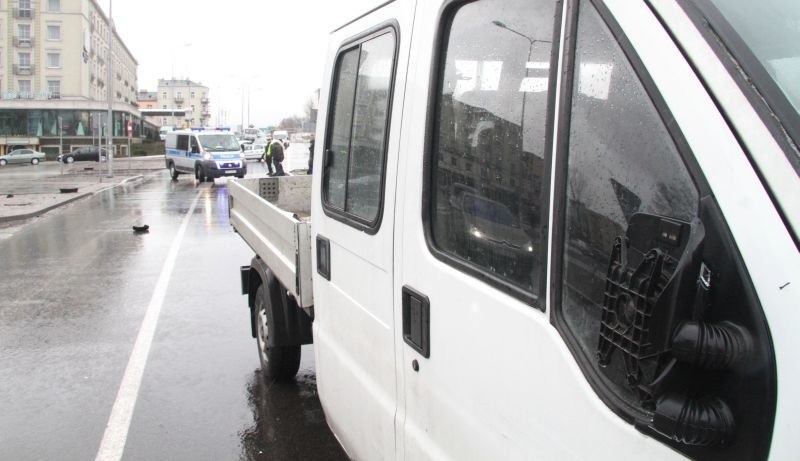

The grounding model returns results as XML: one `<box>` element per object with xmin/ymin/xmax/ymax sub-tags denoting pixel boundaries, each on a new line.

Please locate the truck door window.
<box><xmin>326</xmin><ymin>48</ymin><xmax>359</xmax><ymax>209</ymax></box>
<box><xmin>555</xmin><ymin>3</ymin><xmax>776</xmax><ymax>458</ymax></box>
<box><xmin>323</xmin><ymin>29</ymin><xmax>396</xmax><ymax>229</ymax></box>
<box><xmin>428</xmin><ymin>0</ymin><xmax>558</xmax><ymax>305</ymax></box>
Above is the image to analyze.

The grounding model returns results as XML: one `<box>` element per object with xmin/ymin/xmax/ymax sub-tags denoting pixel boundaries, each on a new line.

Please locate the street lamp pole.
<box><xmin>59</xmin><ymin>116</ymin><xmax>63</xmax><ymax>175</ymax></box>
<box><xmin>491</xmin><ymin>20</ymin><xmax>551</xmax><ymax>143</ymax></box>
<box><xmin>106</xmin><ymin>0</ymin><xmax>114</xmax><ymax>177</ymax></box>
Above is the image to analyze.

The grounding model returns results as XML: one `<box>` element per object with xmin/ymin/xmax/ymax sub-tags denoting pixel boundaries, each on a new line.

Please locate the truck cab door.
<box><xmin>396</xmin><ymin>0</ymin><xmax>785</xmax><ymax>459</ymax></box>
<box><xmin>310</xmin><ymin>1</ymin><xmax>416</xmax><ymax>459</ymax></box>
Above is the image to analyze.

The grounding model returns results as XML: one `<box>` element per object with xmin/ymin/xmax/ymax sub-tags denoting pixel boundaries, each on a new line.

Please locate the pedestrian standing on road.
<box><xmin>307</xmin><ymin>136</ymin><xmax>315</xmax><ymax>175</ymax></box>
<box><xmin>271</xmin><ymin>137</ymin><xmax>286</xmax><ymax>176</ymax></box>
<box><xmin>262</xmin><ymin>143</ymin><xmax>275</xmax><ymax>176</ymax></box>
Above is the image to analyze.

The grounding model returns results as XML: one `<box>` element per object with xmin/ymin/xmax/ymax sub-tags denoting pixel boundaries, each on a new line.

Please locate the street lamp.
<box><xmin>106</xmin><ymin>0</ymin><xmax>114</xmax><ymax>178</ymax></box>
<box><xmin>491</xmin><ymin>20</ymin><xmax>551</xmax><ymax>142</ymax></box>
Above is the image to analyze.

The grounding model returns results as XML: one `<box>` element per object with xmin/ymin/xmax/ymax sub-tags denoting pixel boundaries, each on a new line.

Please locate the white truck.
<box><xmin>230</xmin><ymin>0</ymin><xmax>800</xmax><ymax>459</ymax></box>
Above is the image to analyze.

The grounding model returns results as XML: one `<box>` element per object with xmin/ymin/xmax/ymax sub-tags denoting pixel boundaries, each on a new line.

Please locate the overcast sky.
<box><xmin>110</xmin><ymin>0</ymin><xmax>379</xmax><ymax>128</ymax></box>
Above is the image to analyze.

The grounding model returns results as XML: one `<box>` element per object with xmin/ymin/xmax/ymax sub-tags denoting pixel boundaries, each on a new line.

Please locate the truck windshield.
<box><xmin>708</xmin><ymin>0</ymin><xmax>800</xmax><ymax>117</ymax></box>
<box><xmin>198</xmin><ymin>134</ymin><xmax>240</xmax><ymax>151</ymax></box>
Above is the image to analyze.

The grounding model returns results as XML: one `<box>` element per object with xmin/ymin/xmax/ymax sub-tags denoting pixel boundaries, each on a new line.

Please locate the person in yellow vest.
<box><xmin>261</xmin><ymin>142</ymin><xmax>274</xmax><ymax>176</ymax></box>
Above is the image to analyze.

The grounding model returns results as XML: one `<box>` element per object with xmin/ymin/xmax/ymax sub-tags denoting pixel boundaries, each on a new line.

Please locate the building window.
<box><xmin>162</xmin><ymin>105</ymin><xmax>167</xmax><ymax>109</ymax></box>
<box><xmin>18</xmin><ymin>80</ymin><xmax>31</xmax><ymax>98</ymax></box>
<box><xmin>47</xmin><ymin>52</ymin><xmax>61</xmax><ymax>68</ymax></box>
<box><xmin>47</xmin><ymin>24</ymin><xmax>60</xmax><ymax>41</ymax></box>
<box><xmin>48</xmin><ymin>0</ymin><xmax>61</xmax><ymax>12</ymax></box>
<box><xmin>47</xmin><ymin>80</ymin><xmax>60</xmax><ymax>98</ymax></box>
<box><xmin>17</xmin><ymin>24</ymin><xmax>31</xmax><ymax>39</ymax></box>
<box><xmin>162</xmin><ymin>91</ymin><xmax>167</xmax><ymax>98</ymax></box>
<box><xmin>176</xmin><ymin>105</ymin><xmax>182</xmax><ymax>109</ymax></box>
<box><xmin>18</xmin><ymin>52</ymin><xmax>31</xmax><ymax>67</ymax></box>
<box><xmin>190</xmin><ymin>91</ymin><xmax>195</xmax><ymax>98</ymax></box>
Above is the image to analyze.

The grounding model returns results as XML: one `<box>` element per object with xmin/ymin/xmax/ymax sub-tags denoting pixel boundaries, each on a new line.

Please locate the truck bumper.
<box><xmin>202</xmin><ymin>160</ymin><xmax>246</xmax><ymax>178</ymax></box>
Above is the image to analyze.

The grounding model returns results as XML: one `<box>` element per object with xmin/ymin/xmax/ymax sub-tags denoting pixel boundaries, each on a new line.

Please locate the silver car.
<box><xmin>0</xmin><ymin>149</ymin><xmax>46</xmax><ymax>166</ymax></box>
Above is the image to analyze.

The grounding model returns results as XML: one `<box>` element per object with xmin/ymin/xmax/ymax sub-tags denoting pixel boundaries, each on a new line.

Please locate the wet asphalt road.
<box><xmin>0</xmin><ymin>170</ymin><xmax>346</xmax><ymax>460</ymax></box>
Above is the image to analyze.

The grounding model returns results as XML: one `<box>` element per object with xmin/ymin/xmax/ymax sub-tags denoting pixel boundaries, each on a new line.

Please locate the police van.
<box><xmin>164</xmin><ymin>130</ymin><xmax>246</xmax><ymax>182</ymax></box>
<box><xmin>229</xmin><ymin>0</ymin><xmax>800</xmax><ymax>459</ymax></box>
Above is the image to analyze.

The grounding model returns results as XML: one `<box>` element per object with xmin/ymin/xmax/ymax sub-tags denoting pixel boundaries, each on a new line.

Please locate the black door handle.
<box><xmin>402</xmin><ymin>286</ymin><xmax>430</xmax><ymax>358</ymax></box>
<box><xmin>317</xmin><ymin>235</ymin><xmax>331</xmax><ymax>280</ymax></box>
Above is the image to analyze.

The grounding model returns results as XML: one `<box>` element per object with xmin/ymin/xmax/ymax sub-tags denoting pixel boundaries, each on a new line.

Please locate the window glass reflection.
<box><xmin>561</xmin><ymin>3</ymin><xmax>699</xmax><ymax>376</ymax></box>
<box><xmin>346</xmin><ymin>33</ymin><xmax>394</xmax><ymax>221</ymax></box>
<box><xmin>431</xmin><ymin>0</ymin><xmax>557</xmax><ymax>298</ymax></box>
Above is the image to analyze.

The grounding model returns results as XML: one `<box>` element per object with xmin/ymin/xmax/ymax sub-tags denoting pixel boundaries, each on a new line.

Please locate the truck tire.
<box><xmin>254</xmin><ymin>284</ymin><xmax>301</xmax><ymax>381</ymax></box>
<box><xmin>169</xmin><ymin>162</ymin><xmax>179</xmax><ymax>180</ymax></box>
<box><xmin>195</xmin><ymin>164</ymin><xmax>205</xmax><ymax>183</ymax></box>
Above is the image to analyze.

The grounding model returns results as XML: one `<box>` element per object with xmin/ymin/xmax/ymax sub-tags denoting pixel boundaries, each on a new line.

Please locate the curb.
<box><xmin>0</xmin><ymin>191</ymin><xmax>92</xmax><ymax>223</ymax></box>
<box><xmin>0</xmin><ymin>174</ymin><xmax>148</xmax><ymax>224</ymax></box>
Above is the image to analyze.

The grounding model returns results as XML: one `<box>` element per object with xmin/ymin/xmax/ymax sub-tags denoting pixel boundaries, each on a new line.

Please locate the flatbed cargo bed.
<box><xmin>228</xmin><ymin>175</ymin><xmax>313</xmax><ymax>307</ymax></box>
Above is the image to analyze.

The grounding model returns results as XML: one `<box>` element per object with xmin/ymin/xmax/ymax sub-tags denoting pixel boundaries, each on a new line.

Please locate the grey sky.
<box><xmin>109</xmin><ymin>0</ymin><xmax>378</xmax><ymax>128</ymax></box>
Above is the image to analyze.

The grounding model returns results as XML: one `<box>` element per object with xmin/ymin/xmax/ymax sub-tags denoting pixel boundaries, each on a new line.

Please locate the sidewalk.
<box><xmin>0</xmin><ymin>155</ymin><xmax>165</xmax><ymax>225</ymax></box>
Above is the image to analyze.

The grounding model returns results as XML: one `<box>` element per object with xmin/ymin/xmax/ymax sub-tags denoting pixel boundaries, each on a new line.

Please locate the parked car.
<box><xmin>243</xmin><ymin>142</ymin><xmax>268</xmax><ymax>161</ymax></box>
<box><xmin>60</xmin><ymin>146</ymin><xmax>108</xmax><ymax>163</ymax></box>
<box><xmin>271</xmin><ymin>130</ymin><xmax>290</xmax><ymax>148</ymax></box>
<box><xmin>0</xmin><ymin>149</ymin><xmax>46</xmax><ymax>166</ymax></box>
<box><xmin>447</xmin><ymin>187</ymin><xmax>535</xmax><ymax>283</ymax></box>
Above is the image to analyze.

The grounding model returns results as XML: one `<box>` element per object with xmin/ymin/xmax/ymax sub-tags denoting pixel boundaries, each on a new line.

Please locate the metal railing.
<box><xmin>13</xmin><ymin>7</ymin><xmax>34</xmax><ymax>19</ymax></box>
<box><xmin>13</xmin><ymin>36</ymin><xmax>34</xmax><ymax>47</ymax></box>
<box><xmin>13</xmin><ymin>64</ymin><xmax>35</xmax><ymax>75</ymax></box>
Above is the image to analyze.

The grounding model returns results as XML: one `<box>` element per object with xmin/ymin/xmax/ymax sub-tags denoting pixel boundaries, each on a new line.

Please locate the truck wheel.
<box><xmin>169</xmin><ymin>163</ymin><xmax>179</xmax><ymax>180</ymax></box>
<box><xmin>254</xmin><ymin>284</ymin><xmax>301</xmax><ymax>381</ymax></box>
<box><xmin>195</xmin><ymin>165</ymin><xmax>205</xmax><ymax>183</ymax></box>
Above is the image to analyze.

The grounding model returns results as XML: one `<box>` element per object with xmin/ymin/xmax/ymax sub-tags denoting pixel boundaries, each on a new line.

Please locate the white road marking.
<box><xmin>95</xmin><ymin>190</ymin><xmax>202</xmax><ymax>461</ymax></box>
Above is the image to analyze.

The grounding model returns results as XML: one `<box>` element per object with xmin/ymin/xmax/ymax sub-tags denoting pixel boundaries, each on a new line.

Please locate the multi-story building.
<box><xmin>149</xmin><ymin>78</ymin><xmax>210</xmax><ymax>128</ymax></box>
<box><xmin>0</xmin><ymin>0</ymin><xmax>142</xmax><ymax>156</ymax></box>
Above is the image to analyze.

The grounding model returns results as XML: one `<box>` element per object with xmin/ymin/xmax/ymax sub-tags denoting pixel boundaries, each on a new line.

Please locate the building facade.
<box><xmin>0</xmin><ymin>0</ymin><xmax>142</xmax><ymax>156</ymax></box>
<box><xmin>146</xmin><ymin>78</ymin><xmax>210</xmax><ymax>128</ymax></box>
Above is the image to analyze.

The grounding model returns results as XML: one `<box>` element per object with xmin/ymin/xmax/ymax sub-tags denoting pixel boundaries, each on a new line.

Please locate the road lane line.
<box><xmin>95</xmin><ymin>190</ymin><xmax>202</xmax><ymax>461</ymax></box>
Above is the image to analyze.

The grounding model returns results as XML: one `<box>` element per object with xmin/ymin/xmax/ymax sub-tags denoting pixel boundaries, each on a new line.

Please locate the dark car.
<box><xmin>60</xmin><ymin>146</ymin><xmax>108</xmax><ymax>163</ymax></box>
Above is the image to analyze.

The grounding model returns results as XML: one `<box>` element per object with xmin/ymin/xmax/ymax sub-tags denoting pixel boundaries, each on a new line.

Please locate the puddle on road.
<box><xmin>239</xmin><ymin>369</ymin><xmax>346</xmax><ymax>460</ymax></box>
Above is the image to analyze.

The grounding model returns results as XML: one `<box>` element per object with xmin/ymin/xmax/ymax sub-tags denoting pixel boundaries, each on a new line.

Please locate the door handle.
<box><xmin>402</xmin><ymin>286</ymin><xmax>430</xmax><ymax>358</ymax></box>
<box><xmin>317</xmin><ymin>235</ymin><xmax>331</xmax><ymax>280</ymax></box>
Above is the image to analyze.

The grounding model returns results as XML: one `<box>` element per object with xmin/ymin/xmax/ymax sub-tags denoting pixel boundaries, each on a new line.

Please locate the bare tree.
<box><xmin>303</xmin><ymin>96</ymin><xmax>315</xmax><ymax>121</ymax></box>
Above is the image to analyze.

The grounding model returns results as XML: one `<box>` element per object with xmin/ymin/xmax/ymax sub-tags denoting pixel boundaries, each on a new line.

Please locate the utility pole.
<box><xmin>106</xmin><ymin>0</ymin><xmax>114</xmax><ymax>177</ymax></box>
